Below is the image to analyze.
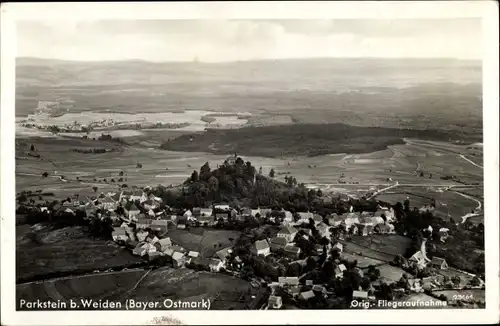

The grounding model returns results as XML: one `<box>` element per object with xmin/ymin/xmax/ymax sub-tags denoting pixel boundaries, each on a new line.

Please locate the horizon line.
<box><xmin>16</xmin><ymin>56</ymin><xmax>482</xmax><ymax>65</ymax></box>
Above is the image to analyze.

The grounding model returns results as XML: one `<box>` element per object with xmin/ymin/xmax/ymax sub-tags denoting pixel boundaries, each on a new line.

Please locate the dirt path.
<box><xmin>451</xmin><ymin>191</ymin><xmax>483</xmax><ymax>224</ymax></box>
<box><xmin>459</xmin><ymin>155</ymin><xmax>483</xmax><ymax>169</ymax></box>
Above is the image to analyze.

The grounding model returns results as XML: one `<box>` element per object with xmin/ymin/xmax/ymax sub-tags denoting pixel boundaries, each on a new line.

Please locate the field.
<box><xmin>371</xmin><ymin>264</ymin><xmax>406</xmax><ymax>284</ymax></box>
<box><xmin>16</xmin><ymin>225</ymin><xmax>142</xmax><ymax>281</ymax></box>
<box><xmin>345</xmin><ymin>235</ymin><xmax>411</xmax><ymax>263</ymax></box>
<box><xmin>167</xmin><ymin>229</ymin><xmax>241</xmax><ymax>258</ymax></box>
<box><xmin>17</xmin><ymin>267</ymin><xmax>254</xmax><ymax>310</ymax></box>
<box><xmin>340</xmin><ymin>252</ymin><xmax>386</xmax><ymax>268</ymax></box>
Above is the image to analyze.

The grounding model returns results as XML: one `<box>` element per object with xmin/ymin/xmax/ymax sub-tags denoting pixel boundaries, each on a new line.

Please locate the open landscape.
<box><xmin>13</xmin><ymin>17</ymin><xmax>486</xmax><ymax>313</ymax></box>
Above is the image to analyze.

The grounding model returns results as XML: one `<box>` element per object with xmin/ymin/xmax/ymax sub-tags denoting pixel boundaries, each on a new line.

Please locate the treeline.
<box><xmin>71</xmin><ymin>148</ymin><xmax>116</xmax><ymax>154</ymax></box>
<box><xmin>160</xmin><ymin>123</ymin><xmax>481</xmax><ymax>158</ymax></box>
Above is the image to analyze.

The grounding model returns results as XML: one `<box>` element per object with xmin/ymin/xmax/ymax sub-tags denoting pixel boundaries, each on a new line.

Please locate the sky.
<box><xmin>16</xmin><ymin>19</ymin><xmax>482</xmax><ymax>62</ymax></box>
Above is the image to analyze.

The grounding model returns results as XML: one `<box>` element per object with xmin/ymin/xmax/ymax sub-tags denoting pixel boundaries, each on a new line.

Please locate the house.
<box><xmin>374</xmin><ymin>223</ymin><xmax>392</xmax><ymax>234</ymax></box>
<box><xmin>124</xmin><ymin>202</ymin><xmax>140</xmax><ymax>220</ymax></box>
<box><xmin>343</xmin><ymin>213</ymin><xmax>360</xmax><ymax>231</ymax></box>
<box><xmin>119</xmin><ymin>190</ymin><xmax>133</xmax><ymax>202</ymax></box>
<box><xmin>253</xmin><ymin>239</ymin><xmax>271</xmax><ymax>257</ymax></box>
<box><xmin>328</xmin><ymin>213</ymin><xmax>343</xmax><ymax>226</ymax></box>
<box><xmin>129</xmin><ymin>189</ymin><xmax>143</xmax><ymax>201</ymax></box>
<box><xmin>139</xmin><ymin>192</ymin><xmax>148</xmax><ymax>203</ymax></box>
<box><xmin>282</xmin><ymin>210</ymin><xmax>294</xmax><ymax>224</ymax></box>
<box><xmin>439</xmin><ymin>228</ymin><xmax>449</xmax><ymax>242</ymax></box>
<box><xmin>268</xmin><ymin>295</ymin><xmax>283</xmax><ymax>309</ymax></box>
<box><xmin>242</xmin><ymin>208</ymin><xmax>260</xmax><ymax>217</ymax></box>
<box><xmin>430</xmin><ymin>257</ymin><xmax>448</xmax><ymax>270</ymax></box>
<box><xmin>137</xmin><ymin>228</ymin><xmax>149</xmax><ymax>241</ymax></box>
<box><xmin>132</xmin><ymin>243</ymin><xmax>147</xmax><ymax>256</ymax></box>
<box><xmin>305</xmin><ymin>280</ymin><xmax>313</xmax><ymax>286</ymax></box>
<box><xmin>99</xmin><ymin>195</ymin><xmax>118</xmax><ymax>211</ymax></box>
<box><xmin>146</xmin><ymin>235</ymin><xmax>159</xmax><ymax>244</ymax></box>
<box><xmin>352</xmin><ymin>290</ymin><xmax>369</xmax><ymax>300</ymax></box>
<box><xmin>136</xmin><ymin>218</ymin><xmax>153</xmax><ymax>230</ymax></box>
<box><xmin>407</xmin><ymin>279</ymin><xmax>423</xmax><ymax>292</ymax></box>
<box><xmin>312</xmin><ymin>214</ymin><xmax>323</xmax><ymax>225</ymax></box>
<box><xmin>215</xmin><ymin>212</ymin><xmax>229</xmax><ymax>222</ymax></box>
<box><xmin>299</xmin><ymin>290</ymin><xmax>315</xmax><ymax>301</ymax></box>
<box><xmin>259</xmin><ymin>208</ymin><xmax>272</xmax><ymax>218</ymax></box>
<box><xmin>143</xmin><ymin>199</ymin><xmax>160</xmax><ymax>211</ymax></box>
<box><xmin>183</xmin><ymin>210</ymin><xmax>193</xmax><ymax>218</ymax></box>
<box><xmin>374</xmin><ymin>207</ymin><xmax>395</xmax><ymax>222</ymax></box>
<box><xmin>409</xmin><ymin>251</ymin><xmax>428</xmax><ymax>269</ymax></box>
<box><xmin>284</xmin><ymin>245</ymin><xmax>301</xmax><ymax>259</ymax></box>
<box><xmin>209</xmin><ymin>258</ymin><xmax>225</xmax><ymax>272</ymax></box>
<box><xmin>198</xmin><ymin>215</ymin><xmax>216</xmax><ymax>227</ymax></box>
<box><xmin>176</xmin><ymin>217</ymin><xmax>187</xmax><ymax>229</ymax></box>
<box><xmin>335</xmin><ymin>264</ymin><xmax>347</xmax><ymax>278</ymax></box>
<box><xmin>172</xmin><ymin>251</ymin><xmax>186</xmax><ymax>268</ymax></box>
<box><xmin>193</xmin><ymin>207</ymin><xmax>213</xmax><ymax>217</ymax></box>
<box><xmin>214</xmin><ymin>204</ymin><xmax>230</xmax><ymax>211</ymax></box>
<box><xmin>296</xmin><ymin>212</ymin><xmax>313</xmax><ymax>224</ymax></box>
<box><xmin>156</xmin><ymin>238</ymin><xmax>172</xmax><ymax>252</ymax></box>
<box><xmin>111</xmin><ymin>227</ymin><xmax>128</xmax><ymax>242</ymax></box>
<box><xmin>188</xmin><ymin>251</ymin><xmax>200</xmax><ymax>258</ymax></box>
<box><xmin>215</xmin><ymin>247</ymin><xmax>233</xmax><ymax>263</ymax></box>
<box><xmin>150</xmin><ymin>219</ymin><xmax>168</xmax><ymax>233</ymax></box>
<box><xmin>316</xmin><ymin>222</ymin><xmax>331</xmax><ymax>239</ymax></box>
<box><xmin>332</xmin><ymin>242</ymin><xmax>343</xmax><ymax>253</ymax></box>
<box><xmin>278</xmin><ymin>277</ymin><xmax>299</xmax><ymax>287</ymax></box>
<box><xmin>148</xmin><ymin>251</ymin><xmax>163</xmax><ymax>262</ymax></box>
<box><xmin>224</xmin><ymin>154</ymin><xmax>237</xmax><ymax>165</ymax></box>
<box><xmin>230</xmin><ymin>208</ymin><xmax>238</xmax><ymax>218</ymax></box>
<box><xmin>269</xmin><ymin>237</ymin><xmax>288</xmax><ymax>252</ymax></box>
<box><xmin>277</xmin><ymin>225</ymin><xmax>298</xmax><ymax>243</ymax></box>
<box><xmin>358</xmin><ymin>224</ymin><xmax>373</xmax><ymax>236</ymax></box>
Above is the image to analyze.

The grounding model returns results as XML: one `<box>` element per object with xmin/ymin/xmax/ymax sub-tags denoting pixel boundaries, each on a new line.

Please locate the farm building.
<box><xmin>150</xmin><ymin>219</ymin><xmax>168</xmax><ymax>233</ymax></box>
<box><xmin>277</xmin><ymin>225</ymin><xmax>298</xmax><ymax>242</ymax></box>
<box><xmin>409</xmin><ymin>251</ymin><xmax>429</xmax><ymax>269</ymax></box>
<box><xmin>188</xmin><ymin>251</ymin><xmax>200</xmax><ymax>258</ymax></box>
<box><xmin>242</xmin><ymin>208</ymin><xmax>261</xmax><ymax>217</ymax></box>
<box><xmin>215</xmin><ymin>212</ymin><xmax>230</xmax><ymax>221</ymax></box>
<box><xmin>183</xmin><ymin>210</ymin><xmax>193</xmax><ymax>218</ymax></box>
<box><xmin>172</xmin><ymin>252</ymin><xmax>186</xmax><ymax>268</ymax></box>
<box><xmin>132</xmin><ymin>243</ymin><xmax>147</xmax><ymax>256</ymax></box>
<box><xmin>268</xmin><ymin>296</ymin><xmax>283</xmax><ymax>309</ymax></box>
<box><xmin>176</xmin><ymin>217</ymin><xmax>187</xmax><ymax>229</ymax></box>
<box><xmin>193</xmin><ymin>207</ymin><xmax>213</xmax><ymax>217</ymax></box>
<box><xmin>328</xmin><ymin>213</ymin><xmax>343</xmax><ymax>226</ymax></box>
<box><xmin>145</xmin><ymin>235</ymin><xmax>159</xmax><ymax>244</ymax></box>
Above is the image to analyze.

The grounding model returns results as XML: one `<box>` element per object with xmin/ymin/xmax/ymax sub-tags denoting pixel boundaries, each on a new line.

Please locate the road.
<box><xmin>118</xmin><ymin>268</ymin><xmax>152</xmax><ymax>300</ymax></box>
<box><xmin>451</xmin><ymin>190</ymin><xmax>483</xmax><ymax>224</ymax></box>
<box><xmin>459</xmin><ymin>155</ymin><xmax>483</xmax><ymax>169</ymax></box>
<box><xmin>367</xmin><ymin>182</ymin><xmax>400</xmax><ymax>200</ymax></box>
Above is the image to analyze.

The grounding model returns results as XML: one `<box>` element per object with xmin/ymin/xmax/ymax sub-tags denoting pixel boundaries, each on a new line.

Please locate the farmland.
<box><xmin>167</xmin><ymin>229</ymin><xmax>241</xmax><ymax>258</ymax></box>
<box><xmin>16</xmin><ymin>225</ymin><xmax>142</xmax><ymax>281</ymax></box>
<box><xmin>17</xmin><ymin>267</ymin><xmax>254</xmax><ymax>310</ymax></box>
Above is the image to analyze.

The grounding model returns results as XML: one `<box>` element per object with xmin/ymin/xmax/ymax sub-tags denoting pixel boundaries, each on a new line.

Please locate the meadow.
<box><xmin>167</xmin><ymin>228</ymin><xmax>241</xmax><ymax>258</ymax></box>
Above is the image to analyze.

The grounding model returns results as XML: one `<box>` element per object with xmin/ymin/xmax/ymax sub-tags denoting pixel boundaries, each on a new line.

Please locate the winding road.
<box><xmin>459</xmin><ymin>154</ymin><xmax>483</xmax><ymax>169</ymax></box>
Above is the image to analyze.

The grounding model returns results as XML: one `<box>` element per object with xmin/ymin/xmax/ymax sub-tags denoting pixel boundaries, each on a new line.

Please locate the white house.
<box><xmin>209</xmin><ymin>258</ymin><xmax>225</xmax><ymax>272</ymax></box>
<box><xmin>268</xmin><ymin>296</ymin><xmax>283</xmax><ymax>309</ymax></box>
<box><xmin>111</xmin><ymin>227</ymin><xmax>128</xmax><ymax>242</ymax></box>
<box><xmin>335</xmin><ymin>264</ymin><xmax>347</xmax><ymax>278</ymax></box>
<box><xmin>253</xmin><ymin>239</ymin><xmax>270</xmax><ymax>257</ymax></box>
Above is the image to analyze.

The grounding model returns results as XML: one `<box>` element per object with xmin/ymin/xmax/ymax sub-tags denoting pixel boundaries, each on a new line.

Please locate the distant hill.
<box><xmin>160</xmin><ymin>123</ymin><xmax>482</xmax><ymax>158</ymax></box>
<box><xmin>15</xmin><ymin>57</ymin><xmax>482</xmax><ymax>134</ymax></box>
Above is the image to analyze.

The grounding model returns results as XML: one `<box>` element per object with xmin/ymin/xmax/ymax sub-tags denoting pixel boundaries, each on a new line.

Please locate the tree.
<box><xmin>269</xmin><ymin>168</ymin><xmax>275</xmax><ymax>178</ymax></box>
<box><xmin>200</xmin><ymin>162</ymin><xmax>211</xmax><ymax>181</ymax></box>
<box><xmin>136</xmin><ymin>163</ymin><xmax>142</xmax><ymax>168</ymax></box>
<box><xmin>191</xmin><ymin>170</ymin><xmax>199</xmax><ymax>183</ymax></box>
<box><xmin>119</xmin><ymin>171</ymin><xmax>124</xmax><ymax>176</ymax></box>
<box><xmin>30</xmin><ymin>144</ymin><xmax>35</xmax><ymax>151</ymax></box>
<box><xmin>42</xmin><ymin>172</ymin><xmax>49</xmax><ymax>178</ymax></box>
<box><xmin>452</xmin><ymin>276</ymin><xmax>461</xmax><ymax>287</ymax></box>
<box><xmin>92</xmin><ymin>186</ymin><xmax>98</xmax><ymax>192</ymax></box>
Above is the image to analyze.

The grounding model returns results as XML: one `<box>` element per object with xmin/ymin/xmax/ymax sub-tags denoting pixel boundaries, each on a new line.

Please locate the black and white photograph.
<box><xmin>1</xmin><ymin>1</ymin><xmax>498</xmax><ymax>325</ymax></box>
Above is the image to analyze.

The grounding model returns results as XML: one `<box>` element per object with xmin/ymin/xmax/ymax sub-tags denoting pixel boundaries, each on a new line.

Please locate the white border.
<box><xmin>1</xmin><ymin>1</ymin><xmax>498</xmax><ymax>325</ymax></box>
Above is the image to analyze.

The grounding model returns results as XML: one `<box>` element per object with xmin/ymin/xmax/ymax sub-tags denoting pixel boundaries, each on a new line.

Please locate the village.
<box><xmin>19</xmin><ymin>151</ymin><xmax>484</xmax><ymax>310</ymax></box>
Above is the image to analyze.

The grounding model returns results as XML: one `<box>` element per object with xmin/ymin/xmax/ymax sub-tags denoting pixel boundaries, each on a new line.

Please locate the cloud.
<box><xmin>16</xmin><ymin>19</ymin><xmax>482</xmax><ymax>62</ymax></box>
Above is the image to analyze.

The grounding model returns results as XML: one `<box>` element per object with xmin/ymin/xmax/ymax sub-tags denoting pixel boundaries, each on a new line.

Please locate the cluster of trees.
<box><xmin>391</xmin><ymin>198</ymin><xmax>485</xmax><ymax>276</ymax></box>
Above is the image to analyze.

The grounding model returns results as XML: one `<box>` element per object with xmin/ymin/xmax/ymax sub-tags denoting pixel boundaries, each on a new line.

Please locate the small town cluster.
<box><xmin>29</xmin><ymin>181</ymin><xmax>480</xmax><ymax>309</ymax></box>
